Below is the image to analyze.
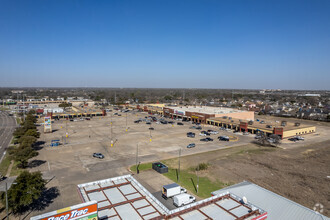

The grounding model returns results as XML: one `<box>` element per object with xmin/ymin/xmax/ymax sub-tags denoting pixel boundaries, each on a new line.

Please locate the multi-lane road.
<box><xmin>0</xmin><ymin>111</ymin><xmax>17</xmax><ymax>162</ymax></box>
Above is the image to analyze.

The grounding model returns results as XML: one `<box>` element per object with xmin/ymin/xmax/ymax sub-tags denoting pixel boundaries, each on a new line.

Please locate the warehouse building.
<box><xmin>163</xmin><ymin>106</ymin><xmax>254</xmax><ymax>124</ymax></box>
<box><xmin>206</xmin><ymin>117</ymin><xmax>316</xmax><ymax>139</ymax></box>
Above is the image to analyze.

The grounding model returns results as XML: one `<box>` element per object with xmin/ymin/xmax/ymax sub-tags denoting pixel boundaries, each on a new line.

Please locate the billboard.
<box><xmin>44</xmin><ymin>116</ymin><xmax>52</xmax><ymax>133</ymax></box>
<box><xmin>30</xmin><ymin>201</ymin><xmax>98</xmax><ymax>220</ymax></box>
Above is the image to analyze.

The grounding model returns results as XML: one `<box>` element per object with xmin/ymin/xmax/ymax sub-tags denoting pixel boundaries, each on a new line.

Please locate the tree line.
<box><xmin>0</xmin><ymin>110</ymin><xmax>52</xmax><ymax>214</ymax></box>
<box><xmin>10</xmin><ymin>110</ymin><xmax>39</xmax><ymax>168</ymax></box>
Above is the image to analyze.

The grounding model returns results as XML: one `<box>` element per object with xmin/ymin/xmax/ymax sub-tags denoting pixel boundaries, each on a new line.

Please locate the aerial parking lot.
<box><xmin>39</xmin><ymin>109</ymin><xmax>255</xmax><ymax>166</ymax></box>
<box><xmin>32</xmin><ymin>108</ymin><xmax>330</xmax><ymax>215</ymax></box>
<box><xmin>33</xmin><ymin>109</ymin><xmax>253</xmax><ymax>208</ymax></box>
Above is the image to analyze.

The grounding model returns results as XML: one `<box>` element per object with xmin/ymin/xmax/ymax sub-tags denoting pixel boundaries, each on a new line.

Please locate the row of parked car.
<box><xmin>135</xmin><ymin>116</ymin><xmax>185</xmax><ymax>126</ymax></box>
<box><xmin>288</xmin><ymin>136</ymin><xmax>305</xmax><ymax>142</ymax></box>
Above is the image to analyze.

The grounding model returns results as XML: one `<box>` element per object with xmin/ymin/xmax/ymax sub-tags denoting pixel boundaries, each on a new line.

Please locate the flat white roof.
<box><xmin>170</xmin><ymin>106</ymin><xmax>246</xmax><ymax>115</ymax></box>
<box><xmin>77</xmin><ymin>175</ymin><xmax>267</xmax><ymax>220</ymax></box>
<box><xmin>212</xmin><ymin>181</ymin><xmax>329</xmax><ymax>220</ymax></box>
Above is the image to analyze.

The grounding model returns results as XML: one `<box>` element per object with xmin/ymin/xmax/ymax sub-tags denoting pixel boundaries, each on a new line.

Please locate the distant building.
<box><xmin>298</xmin><ymin>94</ymin><xmax>321</xmax><ymax>97</ymax></box>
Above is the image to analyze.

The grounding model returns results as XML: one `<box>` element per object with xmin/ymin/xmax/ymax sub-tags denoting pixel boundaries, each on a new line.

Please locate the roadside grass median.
<box><xmin>0</xmin><ymin>153</ymin><xmax>12</xmax><ymax>176</ymax></box>
<box><xmin>0</xmin><ymin>145</ymin><xmax>24</xmax><ymax>177</ymax></box>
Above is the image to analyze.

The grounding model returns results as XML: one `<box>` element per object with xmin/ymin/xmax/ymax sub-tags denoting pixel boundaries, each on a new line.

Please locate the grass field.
<box><xmin>130</xmin><ymin>162</ymin><xmax>153</xmax><ymax>172</ymax></box>
<box><xmin>130</xmin><ymin>160</ymin><xmax>231</xmax><ymax>199</ymax></box>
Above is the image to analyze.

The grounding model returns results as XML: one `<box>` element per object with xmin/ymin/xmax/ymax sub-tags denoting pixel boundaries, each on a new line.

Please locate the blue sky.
<box><xmin>0</xmin><ymin>0</ymin><xmax>329</xmax><ymax>89</ymax></box>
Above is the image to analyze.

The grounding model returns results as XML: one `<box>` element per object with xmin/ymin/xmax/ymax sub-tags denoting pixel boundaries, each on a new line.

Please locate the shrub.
<box><xmin>196</xmin><ymin>163</ymin><xmax>209</xmax><ymax>171</ymax></box>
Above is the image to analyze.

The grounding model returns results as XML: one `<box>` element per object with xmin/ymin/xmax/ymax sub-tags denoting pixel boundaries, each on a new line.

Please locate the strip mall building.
<box><xmin>161</xmin><ymin>106</ymin><xmax>253</xmax><ymax>124</ymax></box>
<box><xmin>130</xmin><ymin>104</ymin><xmax>316</xmax><ymax>139</ymax></box>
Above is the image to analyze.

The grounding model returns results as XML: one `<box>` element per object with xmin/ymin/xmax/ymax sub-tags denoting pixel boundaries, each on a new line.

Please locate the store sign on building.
<box><xmin>30</xmin><ymin>201</ymin><xmax>98</xmax><ymax>220</ymax></box>
<box><xmin>174</xmin><ymin>110</ymin><xmax>185</xmax><ymax>115</ymax></box>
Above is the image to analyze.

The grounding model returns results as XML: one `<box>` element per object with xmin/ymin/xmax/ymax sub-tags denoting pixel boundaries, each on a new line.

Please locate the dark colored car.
<box><xmin>93</xmin><ymin>153</ymin><xmax>104</xmax><ymax>159</ymax></box>
<box><xmin>168</xmin><ymin>121</ymin><xmax>175</xmax><ymax>124</ymax></box>
<box><xmin>187</xmin><ymin>132</ymin><xmax>195</xmax><ymax>138</ymax></box>
<box><xmin>146</xmin><ymin>122</ymin><xmax>151</xmax><ymax>125</ymax></box>
<box><xmin>218</xmin><ymin>136</ymin><xmax>229</xmax><ymax>141</ymax></box>
<box><xmin>200</xmin><ymin>138</ymin><xmax>209</xmax><ymax>142</ymax></box>
<box><xmin>288</xmin><ymin>138</ymin><xmax>297</xmax><ymax>142</ymax></box>
<box><xmin>177</xmin><ymin>122</ymin><xmax>184</xmax><ymax>125</ymax></box>
<box><xmin>149</xmin><ymin>127</ymin><xmax>154</xmax><ymax>130</ymax></box>
<box><xmin>205</xmin><ymin>137</ymin><xmax>213</xmax><ymax>141</ymax></box>
<box><xmin>134</xmin><ymin>120</ymin><xmax>140</xmax><ymax>123</ymax></box>
<box><xmin>187</xmin><ymin>143</ymin><xmax>196</xmax><ymax>148</ymax></box>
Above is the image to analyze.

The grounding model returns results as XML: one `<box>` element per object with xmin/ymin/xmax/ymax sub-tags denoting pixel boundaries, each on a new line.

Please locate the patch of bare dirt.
<box><xmin>176</xmin><ymin>141</ymin><xmax>330</xmax><ymax>216</ymax></box>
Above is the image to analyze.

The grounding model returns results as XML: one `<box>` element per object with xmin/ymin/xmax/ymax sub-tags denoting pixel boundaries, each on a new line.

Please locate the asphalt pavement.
<box><xmin>0</xmin><ymin>111</ymin><xmax>17</xmax><ymax>164</ymax></box>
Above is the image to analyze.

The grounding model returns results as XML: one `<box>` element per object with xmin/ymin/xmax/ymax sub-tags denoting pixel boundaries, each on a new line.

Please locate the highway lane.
<box><xmin>0</xmin><ymin>111</ymin><xmax>17</xmax><ymax>163</ymax></box>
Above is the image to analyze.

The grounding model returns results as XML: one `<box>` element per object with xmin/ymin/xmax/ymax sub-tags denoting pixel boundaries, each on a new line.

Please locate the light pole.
<box><xmin>5</xmin><ymin>181</ymin><xmax>17</xmax><ymax>220</ymax></box>
<box><xmin>178</xmin><ymin>148</ymin><xmax>181</xmax><ymax>182</ymax></box>
<box><xmin>65</xmin><ymin>120</ymin><xmax>68</xmax><ymax>138</ymax></box>
<box><xmin>5</xmin><ymin>182</ymin><xmax>8</xmax><ymax>220</ymax></box>
<box><xmin>136</xmin><ymin>143</ymin><xmax>139</xmax><ymax>167</ymax></box>
<box><xmin>196</xmin><ymin>163</ymin><xmax>200</xmax><ymax>194</ymax></box>
<box><xmin>126</xmin><ymin>112</ymin><xmax>128</xmax><ymax>132</ymax></box>
<box><xmin>110</xmin><ymin>113</ymin><xmax>113</xmax><ymax>147</ymax></box>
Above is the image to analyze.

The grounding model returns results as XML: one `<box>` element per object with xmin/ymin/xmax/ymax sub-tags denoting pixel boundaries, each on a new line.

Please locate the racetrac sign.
<box><xmin>30</xmin><ymin>201</ymin><xmax>98</xmax><ymax>220</ymax></box>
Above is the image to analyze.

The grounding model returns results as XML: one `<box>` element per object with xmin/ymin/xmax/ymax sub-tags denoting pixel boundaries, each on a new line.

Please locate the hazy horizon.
<box><xmin>1</xmin><ymin>0</ymin><xmax>329</xmax><ymax>90</ymax></box>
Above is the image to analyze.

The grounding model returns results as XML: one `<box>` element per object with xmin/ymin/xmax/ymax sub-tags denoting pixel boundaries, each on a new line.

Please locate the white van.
<box><xmin>173</xmin><ymin>194</ymin><xmax>195</xmax><ymax>207</ymax></box>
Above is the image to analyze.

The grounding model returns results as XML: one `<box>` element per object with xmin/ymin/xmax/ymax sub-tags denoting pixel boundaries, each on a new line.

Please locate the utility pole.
<box><xmin>178</xmin><ymin>148</ymin><xmax>181</xmax><ymax>182</ymax></box>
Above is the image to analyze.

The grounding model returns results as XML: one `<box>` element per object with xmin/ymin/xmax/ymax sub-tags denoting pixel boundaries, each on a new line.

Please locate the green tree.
<box><xmin>10</xmin><ymin>147</ymin><xmax>38</xmax><ymax>168</ymax></box>
<box><xmin>1</xmin><ymin>171</ymin><xmax>46</xmax><ymax>213</ymax></box>
<box><xmin>59</xmin><ymin>102</ymin><xmax>72</xmax><ymax>110</ymax></box>
<box><xmin>13</xmin><ymin>127</ymin><xmax>27</xmax><ymax>138</ymax></box>
<box><xmin>24</xmin><ymin>129</ymin><xmax>40</xmax><ymax>138</ymax></box>
<box><xmin>18</xmin><ymin>136</ymin><xmax>37</xmax><ymax>146</ymax></box>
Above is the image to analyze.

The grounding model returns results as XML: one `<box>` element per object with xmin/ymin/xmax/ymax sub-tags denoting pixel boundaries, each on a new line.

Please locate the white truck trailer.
<box><xmin>162</xmin><ymin>183</ymin><xmax>187</xmax><ymax>199</ymax></box>
<box><xmin>173</xmin><ymin>194</ymin><xmax>196</xmax><ymax>207</ymax></box>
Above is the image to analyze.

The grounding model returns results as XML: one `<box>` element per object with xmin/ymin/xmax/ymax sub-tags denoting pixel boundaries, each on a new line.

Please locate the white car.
<box><xmin>199</xmin><ymin>133</ymin><xmax>207</xmax><ymax>136</ymax></box>
<box><xmin>173</xmin><ymin>194</ymin><xmax>196</xmax><ymax>207</ymax></box>
<box><xmin>209</xmin><ymin>131</ymin><xmax>219</xmax><ymax>134</ymax></box>
<box><xmin>295</xmin><ymin>136</ymin><xmax>304</xmax><ymax>140</ymax></box>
